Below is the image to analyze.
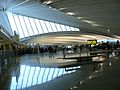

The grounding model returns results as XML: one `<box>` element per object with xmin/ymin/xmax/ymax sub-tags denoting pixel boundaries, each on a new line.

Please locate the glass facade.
<box><xmin>7</xmin><ymin>13</ymin><xmax>80</xmax><ymax>39</ymax></box>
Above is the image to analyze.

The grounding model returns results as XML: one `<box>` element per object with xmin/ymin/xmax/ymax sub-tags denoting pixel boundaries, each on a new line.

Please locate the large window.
<box><xmin>23</xmin><ymin>16</ymin><xmax>34</xmax><ymax>36</ymax></box>
<box><xmin>13</xmin><ymin>14</ymin><xmax>25</xmax><ymax>38</ymax></box>
<box><xmin>49</xmin><ymin>22</ymin><xmax>58</xmax><ymax>32</ymax></box>
<box><xmin>44</xmin><ymin>21</ymin><xmax>53</xmax><ymax>32</ymax></box>
<box><xmin>39</xmin><ymin>20</ymin><xmax>48</xmax><ymax>33</ymax></box>
<box><xmin>55</xmin><ymin>23</ymin><xmax>62</xmax><ymax>31</ymax></box>
<box><xmin>7</xmin><ymin>13</ymin><xmax>80</xmax><ymax>39</ymax></box>
<box><xmin>60</xmin><ymin>24</ymin><xmax>67</xmax><ymax>31</ymax></box>
<box><xmin>7</xmin><ymin>12</ymin><xmax>18</xmax><ymax>35</ymax></box>
<box><xmin>29</xmin><ymin>18</ymin><xmax>39</xmax><ymax>35</ymax></box>
<box><xmin>34</xmin><ymin>19</ymin><xmax>44</xmax><ymax>34</ymax></box>
<box><xmin>18</xmin><ymin>15</ymin><xmax>29</xmax><ymax>37</ymax></box>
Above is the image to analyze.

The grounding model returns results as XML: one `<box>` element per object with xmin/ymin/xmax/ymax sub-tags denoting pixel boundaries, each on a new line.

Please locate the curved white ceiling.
<box><xmin>1</xmin><ymin>0</ymin><xmax>119</xmax><ymax>36</ymax></box>
<box><xmin>0</xmin><ymin>0</ymin><xmax>120</xmax><ymax>44</ymax></box>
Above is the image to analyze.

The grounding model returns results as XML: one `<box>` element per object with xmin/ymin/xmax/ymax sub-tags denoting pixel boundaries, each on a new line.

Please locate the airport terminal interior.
<box><xmin>0</xmin><ymin>0</ymin><xmax>120</xmax><ymax>90</ymax></box>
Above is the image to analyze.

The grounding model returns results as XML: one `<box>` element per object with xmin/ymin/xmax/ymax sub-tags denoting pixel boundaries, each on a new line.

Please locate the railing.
<box><xmin>62</xmin><ymin>49</ymin><xmax>120</xmax><ymax>59</ymax></box>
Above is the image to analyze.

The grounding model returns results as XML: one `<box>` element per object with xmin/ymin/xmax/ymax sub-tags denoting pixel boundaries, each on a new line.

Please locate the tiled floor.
<box><xmin>0</xmin><ymin>51</ymin><xmax>120</xmax><ymax>90</ymax></box>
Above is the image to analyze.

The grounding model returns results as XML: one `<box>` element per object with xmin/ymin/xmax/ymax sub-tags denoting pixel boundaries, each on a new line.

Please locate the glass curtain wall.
<box><xmin>7</xmin><ymin>12</ymin><xmax>80</xmax><ymax>39</ymax></box>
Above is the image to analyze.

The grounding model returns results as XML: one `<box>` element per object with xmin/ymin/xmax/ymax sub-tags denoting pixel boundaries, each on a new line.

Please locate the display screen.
<box><xmin>87</xmin><ymin>40</ymin><xmax>97</xmax><ymax>45</ymax></box>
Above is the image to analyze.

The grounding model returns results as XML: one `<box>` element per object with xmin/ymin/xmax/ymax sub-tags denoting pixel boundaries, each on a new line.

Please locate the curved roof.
<box><xmin>0</xmin><ymin>0</ymin><xmax>120</xmax><ymax>44</ymax></box>
<box><xmin>0</xmin><ymin>0</ymin><xmax>119</xmax><ymax>35</ymax></box>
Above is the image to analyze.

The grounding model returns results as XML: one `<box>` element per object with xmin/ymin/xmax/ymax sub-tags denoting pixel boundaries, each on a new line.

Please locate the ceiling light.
<box><xmin>44</xmin><ymin>1</ymin><xmax>52</xmax><ymax>4</ymax></box>
<box><xmin>82</xmin><ymin>20</ymin><xmax>94</xmax><ymax>24</ymax></box>
<box><xmin>82</xmin><ymin>20</ymin><xmax>102</xmax><ymax>27</ymax></box>
<box><xmin>66</xmin><ymin>12</ymin><xmax>75</xmax><ymax>16</ymax></box>
<box><xmin>59</xmin><ymin>8</ymin><xmax>66</xmax><ymax>10</ymax></box>
<box><xmin>73</xmin><ymin>86</ymin><xmax>77</xmax><ymax>89</ymax></box>
<box><xmin>92</xmin><ymin>23</ymin><xmax>102</xmax><ymax>26</ymax></box>
<box><xmin>77</xmin><ymin>17</ymin><xmax>85</xmax><ymax>19</ymax></box>
<box><xmin>107</xmin><ymin>29</ymin><xmax>110</xmax><ymax>32</ymax></box>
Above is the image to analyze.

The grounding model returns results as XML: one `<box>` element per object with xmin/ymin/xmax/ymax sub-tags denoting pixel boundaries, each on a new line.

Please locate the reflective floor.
<box><xmin>0</xmin><ymin>52</ymin><xmax>120</xmax><ymax>90</ymax></box>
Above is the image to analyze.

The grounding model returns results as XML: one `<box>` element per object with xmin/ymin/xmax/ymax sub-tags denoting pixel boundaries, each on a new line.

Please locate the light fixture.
<box><xmin>80</xmin><ymin>81</ymin><xmax>83</xmax><ymax>84</ymax></box>
<box><xmin>107</xmin><ymin>29</ymin><xmax>110</xmax><ymax>32</ymax></box>
<box><xmin>77</xmin><ymin>17</ymin><xmax>85</xmax><ymax>19</ymax></box>
<box><xmin>92</xmin><ymin>23</ymin><xmax>102</xmax><ymax>26</ymax></box>
<box><xmin>73</xmin><ymin>86</ymin><xmax>77</xmax><ymax>89</ymax></box>
<box><xmin>100</xmin><ymin>63</ymin><xmax>103</xmax><ymax>66</ymax></box>
<box><xmin>44</xmin><ymin>1</ymin><xmax>52</xmax><ymax>4</ymax></box>
<box><xmin>89</xmin><ymin>76</ymin><xmax>92</xmax><ymax>79</ymax></box>
<box><xmin>59</xmin><ymin>8</ymin><xmax>66</xmax><ymax>10</ymax></box>
<box><xmin>66</xmin><ymin>12</ymin><xmax>75</xmax><ymax>15</ymax></box>
<box><xmin>82</xmin><ymin>20</ymin><xmax>102</xmax><ymax>27</ymax></box>
<box><xmin>109</xmin><ymin>62</ymin><xmax>112</xmax><ymax>66</ymax></box>
<box><xmin>82</xmin><ymin>20</ymin><xmax>94</xmax><ymax>24</ymax></box>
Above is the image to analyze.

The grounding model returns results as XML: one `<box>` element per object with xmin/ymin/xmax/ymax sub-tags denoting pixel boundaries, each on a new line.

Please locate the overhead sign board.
<box><xmin>87</xmin><ymin>40</ymin><xmax>97</xmax><ymax>45</ymax></box>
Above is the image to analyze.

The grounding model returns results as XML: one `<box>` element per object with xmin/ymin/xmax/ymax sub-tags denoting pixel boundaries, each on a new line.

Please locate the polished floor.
<box><xmin>0</xmin><ymin>51</ymin><xmax>120</xmax><ymax>90</ymax></box>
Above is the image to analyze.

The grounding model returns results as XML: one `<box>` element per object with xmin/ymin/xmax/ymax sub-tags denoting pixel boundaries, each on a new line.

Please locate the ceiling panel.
<box><xmin>47</xmin><ymin>0</ymin><xmax>120</xmax><ymax>35</ymax></box>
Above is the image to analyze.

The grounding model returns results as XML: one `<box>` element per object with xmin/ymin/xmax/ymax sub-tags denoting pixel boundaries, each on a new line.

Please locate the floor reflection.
<box><xmin>10</xmin><ymin>65</ymin><xmax>81</xmax><ymax>90</ymax></box>
<box><xmin>0</xmin><ymin>52</ymin><xmax>105</xmax><ymax>90</ymax></box>
<box><xmin>0</xmin><ymin>57</ymin><xmax>20</xmax><ymax>90</ymax></box>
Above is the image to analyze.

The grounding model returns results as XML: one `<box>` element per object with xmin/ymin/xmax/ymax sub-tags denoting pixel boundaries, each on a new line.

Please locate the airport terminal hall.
<box><xmin>0</xmin><ymin>0</ymin><xmax>120</xmax><ymax>90</ymax></box>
